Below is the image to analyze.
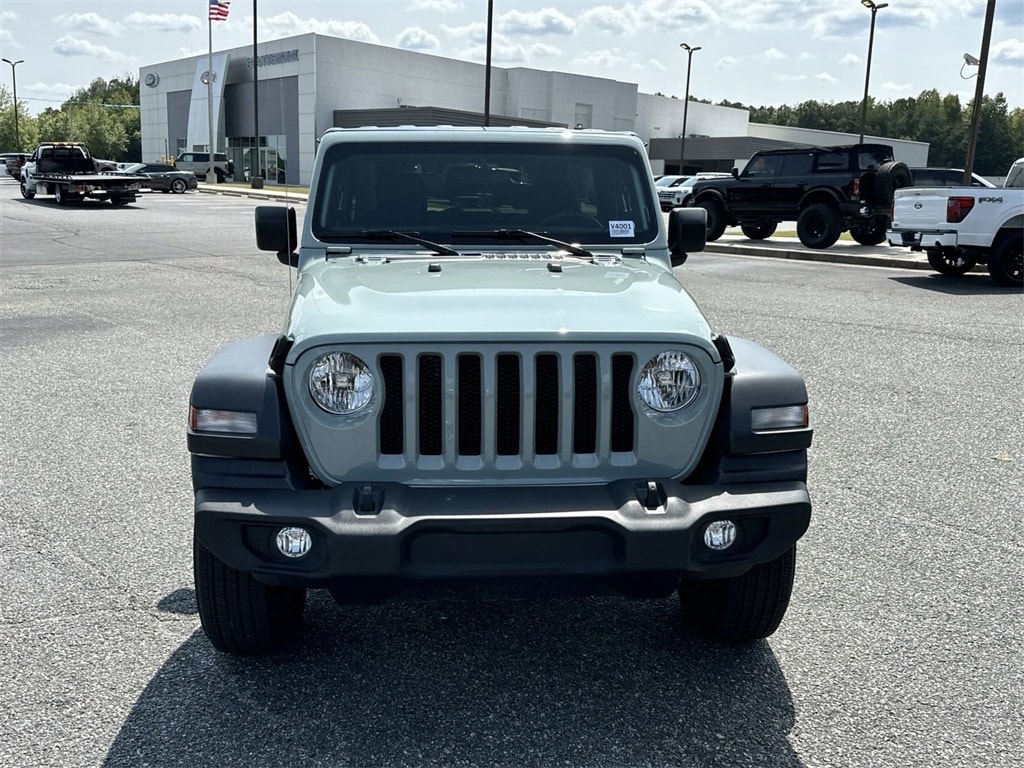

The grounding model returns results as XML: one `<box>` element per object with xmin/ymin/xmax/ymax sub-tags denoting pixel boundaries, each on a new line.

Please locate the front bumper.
<box><xmin>194</xmin><ymin>479</ymin><xmax>810</xmax><ymax>590</ymax></box>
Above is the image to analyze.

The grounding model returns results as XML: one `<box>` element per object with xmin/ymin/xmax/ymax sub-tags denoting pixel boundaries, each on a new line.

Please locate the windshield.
<box><xmin>122</xmin><ymin>163</ymin><xmax>146</xmax><ymax>173</ymax></box>
<box><xmin>311</xmin><ymin>139</ymin><xmax>660</xmax><ymax>246</ymax></box>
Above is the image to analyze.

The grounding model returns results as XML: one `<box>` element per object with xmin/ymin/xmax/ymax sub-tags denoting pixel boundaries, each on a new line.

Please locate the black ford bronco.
<box><xmin>688</xmin><ymin>143</ymin><xmax>912</xmax><ymax>249</ymax></box>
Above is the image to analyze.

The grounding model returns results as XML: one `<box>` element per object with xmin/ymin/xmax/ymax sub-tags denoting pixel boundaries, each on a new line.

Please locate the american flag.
<box><xmin>208</xmin><ymin>0</ymin><xmax>230</xmax><ymax>21</ymax></box>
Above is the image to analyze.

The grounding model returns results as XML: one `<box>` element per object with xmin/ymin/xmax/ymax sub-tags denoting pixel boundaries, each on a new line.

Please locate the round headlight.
<box><xmin>637</xmin><ymin>351</ymin><xmax>701</xmax><ymax>412</ymax></box>
<box><xmin>309</xmin><ymin>352</ymin><xmax>375</xmax><ymax>414</ymax></box>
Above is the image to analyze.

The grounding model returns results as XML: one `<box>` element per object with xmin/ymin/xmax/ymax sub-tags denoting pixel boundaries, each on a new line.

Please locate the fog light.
<box><xmin>276</xmin><ymin>527</ymin><xmax>312</xmax><ymax>558</ymax></box>
<box><xmin>704</xmin><ymin>520</ymin><xmax>737</xmax><ymax>551</ymax></box>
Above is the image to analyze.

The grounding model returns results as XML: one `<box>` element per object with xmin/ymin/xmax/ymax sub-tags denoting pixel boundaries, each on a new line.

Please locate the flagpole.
<box><xmin>208</xmin><ymin>8</ymin><xmax>216</xmax><ymax>183</ymax></box>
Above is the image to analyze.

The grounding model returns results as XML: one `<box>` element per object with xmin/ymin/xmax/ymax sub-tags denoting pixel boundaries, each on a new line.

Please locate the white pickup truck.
<box><xmin>889</xmin><ymin>158</ymin><xmax>1023</xmax><ymax>287</ymax></box>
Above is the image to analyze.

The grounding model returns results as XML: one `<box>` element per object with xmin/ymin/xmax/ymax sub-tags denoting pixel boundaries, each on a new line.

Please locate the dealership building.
<box><xmin>139</xmin><ymin>33</ymin><xmax>928</xmax><ymax>186</ymax></box>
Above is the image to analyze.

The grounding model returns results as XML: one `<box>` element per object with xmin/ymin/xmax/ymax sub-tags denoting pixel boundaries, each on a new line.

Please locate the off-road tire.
<box><xmin>849</xmin><ymin>220</ymin><xmax>888</xmax><ymax>246</ymax></box>
<box><xmin>697</xmin><ymin>199</ymin><xmax>727</xmax><ymax>241</ymax></box>
<box><xmin>987</xmin><ymin>233</ymin><xmax>1023</xmax><ymax>287</ymax></box>
<box><xmin>874</xmin><ymin>161</ymin><xmax>913</xmax><ymax>207</ymax></box>
<box><xmin>740</xmin><ymin>222</ymin><xmax>778</xmax><ymax>240</ymax></box>
<box><xmin>797</xmin><ymin>204</ymin><xmax>842</xmax><ymax>249</ymax></box>
<box><xmin>194</xmin><ymin>534</ymin><xmax>306</xmax><ymax>655</ymax></box>
<box><xmin>171</xmin><ymin>178</ymin><xmax>187</xmax><ymax>194</ymax></box>
<box><xmin>927</xmin><ymin>249</ymin><xmax>976</xmax><ymax>277</ymax></box>
<box><xmin>679</xmin><ymin>546</ymin><xmax>796</xmax><ymax>643</ymax></box>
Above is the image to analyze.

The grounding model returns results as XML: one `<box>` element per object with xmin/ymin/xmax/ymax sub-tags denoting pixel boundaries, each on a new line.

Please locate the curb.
<box><xmin>701</xmin><ymin>241</ymin><xmax>935</xmax><ymax>271</ymax></box>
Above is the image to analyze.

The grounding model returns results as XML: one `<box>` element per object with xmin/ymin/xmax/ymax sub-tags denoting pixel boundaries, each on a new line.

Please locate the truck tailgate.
<box><xmin>891</xmin><ymin>188</ymin><xmax>952</xmax><ymax>230</ymax></box>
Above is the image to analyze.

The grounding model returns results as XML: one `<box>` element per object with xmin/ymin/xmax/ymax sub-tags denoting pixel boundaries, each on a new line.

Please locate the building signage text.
<box><xmin>246</xmin><ymin>50</ymin><xmax>300</xmax><ymax>69</ymax></box>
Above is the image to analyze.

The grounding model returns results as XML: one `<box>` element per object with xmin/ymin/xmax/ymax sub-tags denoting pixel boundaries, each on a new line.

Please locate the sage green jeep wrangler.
<box><xmin>188</xmin><ymin>126</ymin><xmax>813</xmax><ymax>655</ymax></box>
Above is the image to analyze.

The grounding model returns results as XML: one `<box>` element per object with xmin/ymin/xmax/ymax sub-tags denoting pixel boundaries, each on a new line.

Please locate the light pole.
<box><xmin>2</xmin><ymin>57</ymin><xmax>23</xmax><ymax>150</ymax></box>
<box><xmin>859</xmin><ymin>0</ymin><xmax>887</xmax><ymax>143</ymax></box>
<box><xmin>678</xmin><ymin>43</ymin><xmax>701</xmax><ymax>174</ymax></box>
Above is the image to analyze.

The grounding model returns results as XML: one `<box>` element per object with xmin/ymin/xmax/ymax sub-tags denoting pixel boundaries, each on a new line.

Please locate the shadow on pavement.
<box><xmin>105</xmin><ymin>592</ymin><xmax>804</xmax><ymax>767</ymax></box>
<box><xmin>890</xmin><ymin>273</ymin><xmax>1021</xmax><ymax>295</ymax></box>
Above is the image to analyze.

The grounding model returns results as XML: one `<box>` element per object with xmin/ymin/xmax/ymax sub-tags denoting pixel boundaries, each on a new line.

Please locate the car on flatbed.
<box><xmin>688</xmin><ymin>143</ymin><xmax>911</xmax><ymax>249</ymax></box>
<box><xmin>122</xmin><ymin>162</ymin><xmax>198</xmax><ymax>194</ymax></box>
<box><xmin>188</xmin><ymin>126</ymin><xmax>814</xmax><ymax>656</ymax></box>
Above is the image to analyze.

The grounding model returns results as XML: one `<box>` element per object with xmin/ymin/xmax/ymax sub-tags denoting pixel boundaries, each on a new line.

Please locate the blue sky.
<box><xmin>1</xmin><ymin>0</ymin><xmax>1022</xmax><ymax>115</ymax></box>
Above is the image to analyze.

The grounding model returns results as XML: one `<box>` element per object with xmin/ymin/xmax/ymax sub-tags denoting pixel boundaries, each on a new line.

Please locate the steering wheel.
<box><xmin>537</xmin><ymin>212</ymin><xmax>604</xmax><ymax>229</ymax></box>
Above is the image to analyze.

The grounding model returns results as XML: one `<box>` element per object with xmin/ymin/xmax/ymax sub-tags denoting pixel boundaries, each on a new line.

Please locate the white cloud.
<box><xmin>573</xmin><ymin>48</ymin><xmax>630</xmax><ymax>68</ymax></box>
<box><xmin>260</xmin><ymin>11</ymin><xmax>380</xmax><ymax>44</ymax></box>
<box><xmin>991</xmin><ymin>37</ymin><xmax>1024</xmax><ymax>65</ymax></box>
<box><xmin>52</xmin><ymin>35</ymin><xmax>132</xmax><ymax>65</ymax></box>
<box><xmin>499</xmin><ymin>8</ymin><xmax>575</xmax><ymax>36</ymax></box>
<box><xmin>408</xmin><ymin>0</ymin><xmax>464</xmax><ymax>12</ymax></box>
<box><xmin>774</xmin><ymin>73</ymin><xmax>808</xmax><ymax>83</ymax></box>
<box><xmin>647</xmin><ymin>58</ymin><xmax>667</xmax><ymax>72</ymax></box>
<box><xmin>841</xmin><ymin>53</ymin><xmax>861</xmax><ymax>66</ymax></box>
<box><xmin>764</xmin><ymin>47</ymin><xmax>785</xmax><ymax>60</ymax></box>
<box><xmin>714</xmin><ymin>56</ymin><xmax>741</xmax><ymax>70</ymax></box>
<box><xmin>122</xmin><ymin>13</ymin><xmax>201</xmax><ymax>34</ymax></box>
<box><xmin>880</xmin><ymin>81</ymin><xmax>914</xmax><ymax>95</ymax></box>
<box><xmin>441</xmin><ymin>22</ymin><xmax>487</xmax><ymax>44</ymax></box>
<box><xmin>457</xmin><ymin>39</ymin><xmax>561</xmax><ymax>65</ymax></box>
<box><xmin>815</xmin><ymin>72</ymin><xmax>838</xmax><ymax>83</ymax></box>
<box><xmin>396</xmin><ymin>27</ymin><xmax>440</xmax><ymax>52</ymax></box>
<box><xmin>54</xmin><ymin>12</ymin><xmax>120</xmax><ymax>37</ymax></box>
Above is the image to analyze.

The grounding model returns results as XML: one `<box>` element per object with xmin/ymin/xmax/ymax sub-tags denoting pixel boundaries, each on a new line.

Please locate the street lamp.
<box><xmin>858</xmin><ymin>0</ymin><xmax>887</xmax><ymax>143</ymax></box>
<box><xmin>2</xmin><ymin>58</ymin><xmax>23</xmax><ymax>150</ymax></box>
<box><xmin>679</xmin><ymin>42</ymin><xmax>701</xmax><ymax>174</ymax></box>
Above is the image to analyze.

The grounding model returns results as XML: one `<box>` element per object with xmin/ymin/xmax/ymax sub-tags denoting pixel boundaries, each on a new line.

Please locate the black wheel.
<box><xmin>679</xmin><ymin>546</ymin><xmax>796</xmax><ymax>643</ymax></box>
<box><xmin>20</xmin><ymin>179</ymin><xmax>35</xmax><ymax>199</ymax></box>
<box><xmin>194</xmin><ymin>534</ymin><xmax>306</xmax><ymax>655</ymax></box>
<box><xmin>171</xmin><ymin>178</ymin><xmax>187</xmax><ymax>194</ymax></box>
<box><xmin>987</xmin><ymin>233</ymin><xmax>1023</xmax><ymax>287</ymax></box>
<box><xmin>927</xmin><ymin>249</ymin><xmax>976</xmax><ymax>277</ymax></box>
<box><xmin>697</xmin><ymin>199</ymin><xmax>727</xmax><ymax>241</ymax></box>
<box><xmin>849</xmin><ymin>219</ymin><xmax>888</xmax><ymax>246</ymax></box>
<box><xmin>54</xmin><ymin>184</ymin><xmax>68</xmax><ymax>205</ymax></box>
<box><xmin>873</xmin><ymin>161</ymin><xmax>913</xmax><ymax>207</ymax></box>
<box><xmin>740</xmin><ymin>222</ymin><xmax>777</xmax><ymax>240</ymax></box>
<box><xmin>110</xmin><ymin>195</ymin><xmax>128</xmax><ymax>206</ymax></box>
<box><xmin>797</xmin><ymin>203</ymin><xmax>842</xmax><ymax>249</ymax></box>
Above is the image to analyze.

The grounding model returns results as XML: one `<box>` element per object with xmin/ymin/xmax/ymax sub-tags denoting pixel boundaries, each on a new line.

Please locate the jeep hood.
<box><xmin>284</xmin><ymin>256</ymin><xmax>713</xmax><ymax>353</ymax></box>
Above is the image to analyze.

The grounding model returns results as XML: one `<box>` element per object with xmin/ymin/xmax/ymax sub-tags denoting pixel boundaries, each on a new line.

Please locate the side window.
<box><xmin>816</xmin><ymin>152</ymin><xmax>848</xmax><ymax>172</ymax></box>
<box><xmin>745</xmin><ymin>155</ymin><xmax>781</xmax><ymax>178</ymax></box>
<box><xmin>780</xmin><ymin>154</ymin><xmax>812</xmax><ymax>175</ymax></box>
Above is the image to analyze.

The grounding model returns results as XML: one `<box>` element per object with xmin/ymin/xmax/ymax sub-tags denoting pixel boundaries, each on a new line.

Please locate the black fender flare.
<box><xmin>686</xmin><ymin>336</ymin><xmax>813</xmax><ymax>485</ymax></box>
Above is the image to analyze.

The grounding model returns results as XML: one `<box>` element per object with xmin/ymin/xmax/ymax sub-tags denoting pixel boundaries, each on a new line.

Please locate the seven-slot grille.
<box><xmin>377</xmin><ymin>349</ymin><xmax>636</xmax><ymax>464</ymax></box>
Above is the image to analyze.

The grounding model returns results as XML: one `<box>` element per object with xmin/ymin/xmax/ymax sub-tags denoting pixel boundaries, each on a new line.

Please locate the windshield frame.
<box><xmin>310</xmin><ymin>139</ymin><xmax>661</xmax><ymax>248</ymax></box>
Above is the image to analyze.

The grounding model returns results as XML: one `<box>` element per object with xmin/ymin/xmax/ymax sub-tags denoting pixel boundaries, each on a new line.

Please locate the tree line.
<box><xmin>1</xmin><ymin>77</ymin><xmax>1021</xmax><ymax>176</ymax></box>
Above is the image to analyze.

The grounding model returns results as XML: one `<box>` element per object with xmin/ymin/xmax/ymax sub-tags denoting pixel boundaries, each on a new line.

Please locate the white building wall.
<box><xmin>634</xmin><ymin>93</ymin><xmax>749</xmax><ymax>141</ymax></box>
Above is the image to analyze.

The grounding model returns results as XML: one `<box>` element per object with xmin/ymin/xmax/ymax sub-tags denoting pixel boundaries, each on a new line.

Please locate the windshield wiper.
<box><xmin>318</xmin><ymin>229</ymin><xmax>460</xmax><ymax>256</ymax></box>
<box><xmin>450</xmin><ymin>229</ymin><xmax>594</xmax><ymax>259</ymax></box>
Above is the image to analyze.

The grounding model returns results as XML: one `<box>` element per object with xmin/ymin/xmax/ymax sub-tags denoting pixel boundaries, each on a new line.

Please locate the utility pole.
<box><xmin>964</xmin><ymin>0</ymin><xmax>996</xmax><ymax>184</ymax></box>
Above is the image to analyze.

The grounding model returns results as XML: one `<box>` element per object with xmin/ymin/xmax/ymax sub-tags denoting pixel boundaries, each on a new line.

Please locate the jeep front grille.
<box><xmin>377</xmin><ymin>349</ymin><xmax>636</xmax><ymax>464</ymax></box>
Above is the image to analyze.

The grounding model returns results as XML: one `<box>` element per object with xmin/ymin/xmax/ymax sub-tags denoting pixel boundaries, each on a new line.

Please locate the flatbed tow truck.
<box><xmin>20</xmin><ymin>142</ymin><xmax>142</xmax><ymax>206</ymax></box>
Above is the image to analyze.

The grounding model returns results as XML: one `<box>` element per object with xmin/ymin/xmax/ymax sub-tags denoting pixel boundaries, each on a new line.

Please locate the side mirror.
<box><xmin>255</xmin><ymin>205</ymin><xmax>298</xmax><ymax>267</ymax></box>
<box><xmin>668</xmin><ymin>207</ymin><xmax>707</xmax><ymax>265</ymax></box>
<box><xmin>731</xmin><ymin>167</ymin><xmax>739</xmax><ymax>179</ymax></box>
